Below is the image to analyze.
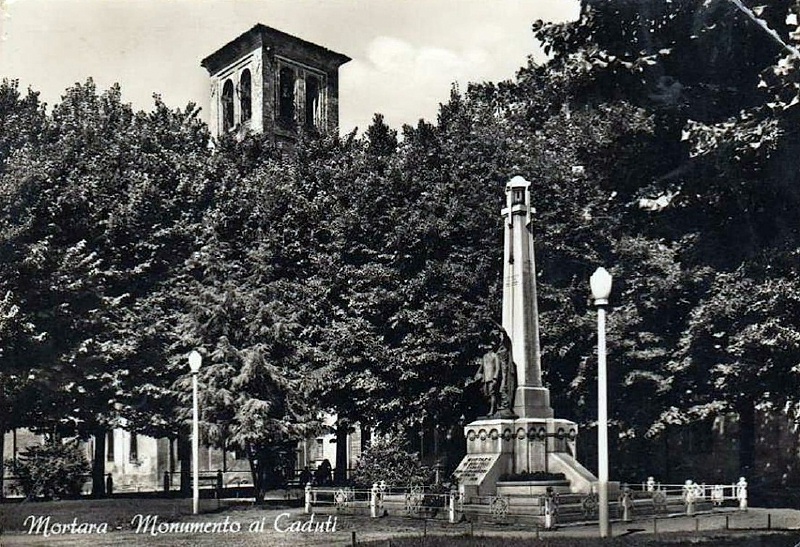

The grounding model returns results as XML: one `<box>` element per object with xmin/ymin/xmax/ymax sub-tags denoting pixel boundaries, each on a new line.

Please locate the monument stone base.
<box><xmin>454</xmin><ymin>416</ymin><xmax>598</xmax><ymax>499</ymax></box>
<box><xmin>514</xmin><ymin>386</ymin><xmax>554</xmax><ymax>419</ymax></box>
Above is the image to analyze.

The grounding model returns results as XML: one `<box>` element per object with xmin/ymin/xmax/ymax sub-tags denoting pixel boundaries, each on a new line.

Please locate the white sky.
<box><xmin>0</xmin><ymin>0</ymin><xmax>579</xmax><ymax>134</ymax></box>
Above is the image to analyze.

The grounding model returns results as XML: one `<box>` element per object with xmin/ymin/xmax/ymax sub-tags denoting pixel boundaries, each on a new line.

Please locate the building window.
<box><xmin>305</xmin><ymin>75</ymin><xmax>321</xmax><ymax>130</ymax></box>
<box><xmin>239</xmin><ymin>69</ymin><xmax>252</xmax><ymax>123</ymax></box>
<box><xmin>129</xmin><ymin>433</ymin><xmax>138</xmax><ymax>462</ymax></box>
<box><xmin>278</xmin><ymin>66</ymin><xmax>295</xmax><ymax>128</ymax></box>
<box><xmin>106</xmin><ymin>431</ymin><xmax>115</xmax><ymax>462</ymax></box>
<box><xmin>313</xmin><ymin>438</ymin><xmax>324</xmax><ymax>460</ymax></box>
<box><xmin>222</xmin><ymin>79</ymin><xmax>235</xmax><ymax>132</ymax></box>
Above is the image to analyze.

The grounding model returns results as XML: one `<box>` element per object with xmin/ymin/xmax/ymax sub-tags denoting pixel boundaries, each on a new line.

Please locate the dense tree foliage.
<box><xmin>2</xmin><ymin>0</ymin><xmax>800</xmax><ymax>495</ymax></box>
<box><xmin>0</xmin><ymin>80</ymin><xmax>211</xmax><ymax>495</ymax></box>
<box><xmin>527</xmin><ymin>0</ymin><xmax>800</xmax><ymax>480</ymax></box>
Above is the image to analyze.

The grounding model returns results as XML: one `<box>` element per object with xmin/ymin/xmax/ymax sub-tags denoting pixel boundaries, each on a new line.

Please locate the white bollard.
<box><xmin>449</xmin><ymin>490</ymin><xmax>457</xmax><ymax>523</ymax></box>
<box><xmin>304</xmin><ymin>484</ymin><xmax>312</xmax><ymax>514</ymax></box>
<box><xmin>370</xmin><ymin>483</ymin><xmax>379</xmax><ymax>518</ymax></box>
<box><xmin>736</xmin><ymin>477</ymin><xmax>748</xmax><ymax>511</ymax></box>
<box><xmin>683</xmin><ymin>480</ymin><xmax>695</xmax><ymax>516</ymax></box>
<box><xmin>621</xmin><ymin>488</ymin><xmax>632</xmax><ymax>522</ymax></box>
<box><xmin>544</xmin><ymin>497</ymin><xmax>554</xmax><ymax>529</ymax></box>
<box><xmin>712</xmin><ymin>484</ymin><xmax>724</xmax><ymax>506</ymax></box>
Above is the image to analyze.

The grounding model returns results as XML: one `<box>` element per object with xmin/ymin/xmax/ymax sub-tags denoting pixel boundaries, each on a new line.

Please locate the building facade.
<box><xmin>3</xmin><ymin>419</ymin><xmax>365</xmax><ymax>496</ymax></box>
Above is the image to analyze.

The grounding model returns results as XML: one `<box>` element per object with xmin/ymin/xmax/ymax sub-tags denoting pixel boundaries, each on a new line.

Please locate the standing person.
<box><xmin>299</xmin><ymin>466</ymin><xmax>312</xmax><ymax>487</ymax></box>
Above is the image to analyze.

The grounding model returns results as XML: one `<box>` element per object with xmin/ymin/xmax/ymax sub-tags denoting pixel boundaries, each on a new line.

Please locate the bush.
<box><xmin>422</xmin><ymin>483</ymin><xmax>450</xmax><ymax>509</ymax></box>
<box><xmin>7</xmin><ymin>440</ymin><xmax>90</xmax><ymax>500</ymax></box>
<box><xmin>351</xmin><ymin>435</ymin><xmax>432</xmax><ymax>488</ymax></box>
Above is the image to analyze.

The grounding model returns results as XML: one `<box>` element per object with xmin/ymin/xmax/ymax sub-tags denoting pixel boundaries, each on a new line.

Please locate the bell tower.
<box><xmin>201</xmin><ymin>24</ymin><xmax>350</xmax><ymax>139</ymax></box>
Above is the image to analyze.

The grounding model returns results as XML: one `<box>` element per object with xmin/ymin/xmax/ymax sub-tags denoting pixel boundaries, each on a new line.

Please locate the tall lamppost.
<box><xmin>188</xmin><ymin>350</ymin><xmax>202</xmax><ymax>515</ymax></box>
<box><xmin>590</xmin><ymin>267</ymin><xmax>612</xmax><ymax>538</ymax></box>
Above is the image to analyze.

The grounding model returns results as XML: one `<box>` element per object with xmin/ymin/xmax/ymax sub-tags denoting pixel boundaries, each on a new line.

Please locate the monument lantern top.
<box><xmin>503</xmin><ymin>176</ymin><xmax>533</xmax><ymax>224</ymax></box>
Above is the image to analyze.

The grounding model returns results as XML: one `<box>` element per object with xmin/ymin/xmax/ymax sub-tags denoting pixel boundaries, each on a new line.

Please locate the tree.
<box><xmin>525</xmin><ymin>0</ymin><xmax>800</xmax><ymax>480</ymax></box>
<box><xmin>165</xmin><ymin>134</ymin><xmax>320</xmax><ymax>501</ymax></box>
<box><xmin>0</xmin><ymin>79</ymin><xmax>48</xmax><ymax>497</ymax></box>
<box><xmin>0</xmin><ymin>79</ymin><xmax>210</xmax><ymax>496</ymax></box>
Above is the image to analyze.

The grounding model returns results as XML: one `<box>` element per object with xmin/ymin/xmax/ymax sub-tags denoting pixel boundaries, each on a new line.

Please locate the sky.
<box><xmin>0</xmin><ymin>0</ymin><xmax>579</xmax><ymax>134</ymax></box>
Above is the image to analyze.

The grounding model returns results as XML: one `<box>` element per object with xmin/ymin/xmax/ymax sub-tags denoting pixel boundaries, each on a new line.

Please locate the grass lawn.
<box><xmin>362</xmin><ymin>530</ymin><xmax>800</xmax><ymax>546</ymax></box>
<box><xmin>2</xmin><ymin>499</ymin><xmax>800</xmax><ymax>546</ymax></box>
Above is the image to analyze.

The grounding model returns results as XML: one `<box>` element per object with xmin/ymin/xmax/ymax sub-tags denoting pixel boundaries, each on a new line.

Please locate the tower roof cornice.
<box><xmin>201</xmin><ymin>23</ymin><xmax>351</xmax><ymax>75</ymax></box>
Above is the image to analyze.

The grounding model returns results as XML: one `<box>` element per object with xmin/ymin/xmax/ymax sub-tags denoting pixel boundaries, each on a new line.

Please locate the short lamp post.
<box><xmin>590</xmin><ymin>267</ymin><xmax>612</xmax><ymax>538</ymax></box>
<box><xmin>188</xmin><ymin>350</ymin><xmax>202</xmax><ymax>515</ymax></box>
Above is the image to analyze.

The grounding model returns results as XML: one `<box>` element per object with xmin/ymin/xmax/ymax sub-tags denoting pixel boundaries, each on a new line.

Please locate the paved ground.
<box><xmin>2</xmin><ymin>506</ymin><xmax>800</xmax><ymax>546</ymax></box>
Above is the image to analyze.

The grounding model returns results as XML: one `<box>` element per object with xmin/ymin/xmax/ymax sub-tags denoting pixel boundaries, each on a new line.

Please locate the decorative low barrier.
<box><xmin>304</xmin><ymin>483</ymin><xmax>462</xmax><ymax>523</ymax></box>
<box><xmin>2</xmin><ymin>470</ymin><xmax>255</xmax><ymax>498</ymax></box>
<box><xmin>631</xmin><ymin>476</ymin><xmax>749</xmax><ymax>514</ymax></box>
<box><xmin>304</xmin><ymin>476</ymin><xmax>749</xmax><ymax>529</ymax></box>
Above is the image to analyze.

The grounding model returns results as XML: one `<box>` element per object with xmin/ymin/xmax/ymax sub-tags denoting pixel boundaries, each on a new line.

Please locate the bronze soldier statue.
<box><xmin>475</xmin><ymin>327</ymin><xmax>517</xmax><ymax>418</ymax></box>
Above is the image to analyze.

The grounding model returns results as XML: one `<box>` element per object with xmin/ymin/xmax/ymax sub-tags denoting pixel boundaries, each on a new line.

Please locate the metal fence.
<box><xmin>305</xmin><ymin>484</ymin><xmax>457</xmax><ymax>520</ymax></box>
<box><xmin>303</xmin><ymin>477</ymin><xmax>752</xmax><ymax>529</ymax></box>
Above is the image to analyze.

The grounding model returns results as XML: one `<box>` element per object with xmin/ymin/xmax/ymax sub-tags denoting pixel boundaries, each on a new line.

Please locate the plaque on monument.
<box><xmin>453</xmin><ymin>454</ymin><xmax>501</xmax><ymax>486</ymax></box>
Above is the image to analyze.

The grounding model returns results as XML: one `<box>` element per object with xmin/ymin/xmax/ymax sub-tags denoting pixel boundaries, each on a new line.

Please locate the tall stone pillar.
<box><xmin>501</xmin><ymin>176</ymin><xmax>553</xmax><ymax>419</ymax></box>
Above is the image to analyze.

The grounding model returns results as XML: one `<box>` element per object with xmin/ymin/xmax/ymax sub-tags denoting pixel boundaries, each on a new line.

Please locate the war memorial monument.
<box><xmin>454</xmin><ymin>176</ymin><xmax>598</xmax><ymax>499</ymax></box>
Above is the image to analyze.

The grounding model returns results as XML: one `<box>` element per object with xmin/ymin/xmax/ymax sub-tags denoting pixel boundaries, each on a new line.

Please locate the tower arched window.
<box><xmin>222</xmin><ymin>79</ymin><xmax>235</xmax><ymax>132</ymax></box>
<box><xmin>305</xmin><ymin>75</ymin><xmax>321</xmax><ymax>130</ymax></box>
<box><xmin>239</xmin><ymin>69</ymin><xmax>252</xmax><ymax>123</ymax></box>
<box><xmin>278</xmin><ymin>66</ymin><xmax>295</xmax><ymax>128</ymax></box>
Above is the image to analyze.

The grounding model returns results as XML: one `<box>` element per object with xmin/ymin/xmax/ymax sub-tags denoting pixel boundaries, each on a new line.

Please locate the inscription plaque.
<box><xmin>453</xmin><ymin>454</ymin><xmax>501</xmax><ymax>485</ymax></box>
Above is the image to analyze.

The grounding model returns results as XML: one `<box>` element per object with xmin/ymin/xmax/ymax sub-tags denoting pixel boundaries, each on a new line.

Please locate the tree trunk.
<box><xmin>335</xmin><ymin>420</ymin><xmax>348</xmax><ymax>484</ymax></box>
<box><xmin>738</xmin><ymin>400</ymin><xmax>756</xmax><ymax>479</ymax></box>
<box><xmin>91</xmin><ymin>427</ymin><xmax>106</xmax><ymax>498</ymax></box>
<box><xmin>247</xmin><ymin>444</ymin><xmax>267</xmax><ymax>503</ymax></box>
<box><xmin>178</xmin><ymin>433</ymin><xmax>191</xmax><ymax>494</ymax></box>
<box><xmin>663</xmin><ymin>428</ymin><xmax>670</xmax><ymax>483</ymax></box>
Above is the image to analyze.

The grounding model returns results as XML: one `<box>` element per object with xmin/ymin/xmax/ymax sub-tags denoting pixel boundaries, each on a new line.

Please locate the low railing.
<box><xmin>304</xmin><ymin>483</ymin><xmax>460</xmax><ymax>521</ymax></box>
<box><xmin>303</xmin><ymin>476</ymin><xmax>750</xmax><ymax>530</ymax></box>
<box><xmin>1</xmin><ymin>474</ymin><xmax>95</xmax><ymax>499</ymax></box>
<box><xmin>628</xmin><ymin>478</ymin><xmax>749</xmax><ymax>513</ymax></box>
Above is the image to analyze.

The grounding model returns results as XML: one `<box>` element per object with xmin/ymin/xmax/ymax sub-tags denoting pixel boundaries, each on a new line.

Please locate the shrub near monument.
<box><xmin>6</xmin><ymin>440</ymin><xmax>90</xmax><ymax>500</ymax></box>
<box><xmin>351</xmin><ymin>436</ymin><xmax>432</xmax><ymax>488</ymax></box>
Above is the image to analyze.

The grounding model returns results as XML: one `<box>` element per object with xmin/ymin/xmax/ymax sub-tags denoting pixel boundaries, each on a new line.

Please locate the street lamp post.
<box><xmin>590</xmin><ymin>267</ymin><xmax>612</xmax><ymax>538</ymax></box>
<box><xmin>188</xmin><ymin>350</ymin><xmax>202</xmax><ymax>515</ymax></box>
